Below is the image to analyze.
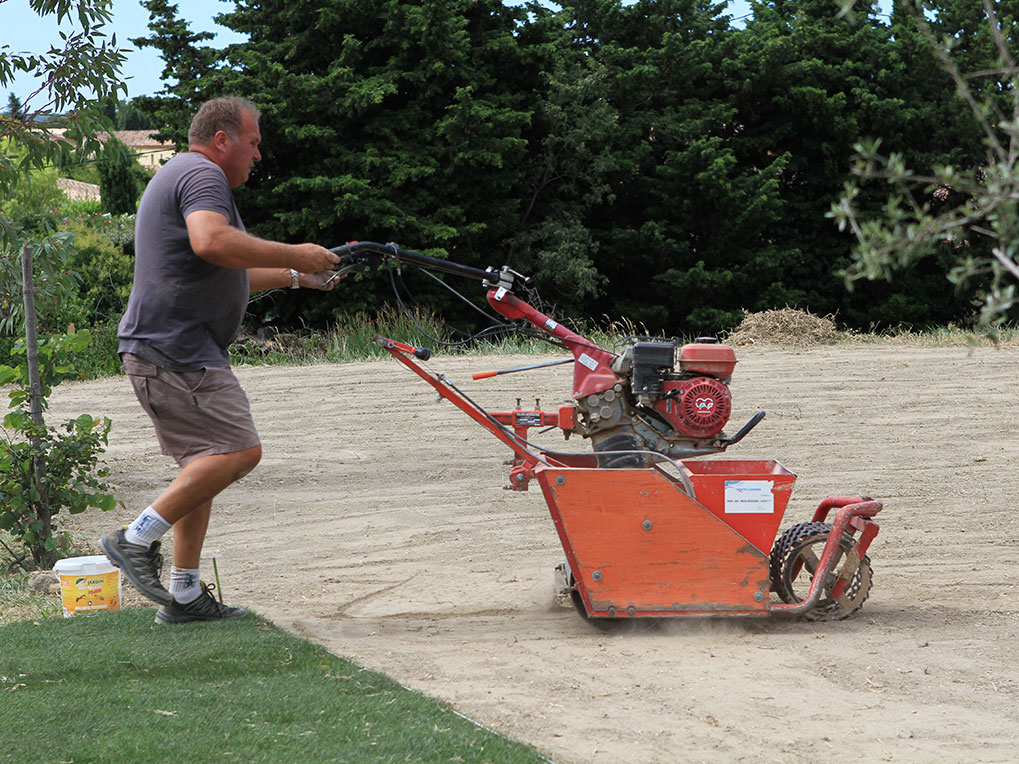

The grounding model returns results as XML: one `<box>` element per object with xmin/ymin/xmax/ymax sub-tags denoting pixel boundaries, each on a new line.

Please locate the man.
<box><xmin>100</xmin><ymin>96</ymin><xmax>341</xmax><ymax>624</ymax></box>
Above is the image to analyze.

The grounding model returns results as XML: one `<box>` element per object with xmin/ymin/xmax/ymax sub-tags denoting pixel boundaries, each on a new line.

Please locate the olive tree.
<box><xmin>830</xmin><ymin>0</ymin><xmax>1019</xmax><ymax>327</ymax></box>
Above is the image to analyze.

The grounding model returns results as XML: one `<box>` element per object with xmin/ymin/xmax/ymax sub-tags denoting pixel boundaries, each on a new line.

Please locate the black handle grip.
<box><xmin>329</xmin><ymin>241</ymin><xmax>495</xmax><ymax>282</ymax></box>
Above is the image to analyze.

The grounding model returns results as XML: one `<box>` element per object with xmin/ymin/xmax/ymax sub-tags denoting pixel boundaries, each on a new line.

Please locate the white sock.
<box><xmin>124</xmin><ymin>506</ymin><xmax>171</xmax><ymax>546</ymax></box>
<box><xmin>169</xmin><ymin>566</ymin><xmax>203</xmax><ymax>603</ymax></box>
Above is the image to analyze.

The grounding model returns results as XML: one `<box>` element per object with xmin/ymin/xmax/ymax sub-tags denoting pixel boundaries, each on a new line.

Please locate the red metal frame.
<box><xmin>376</xmin><ymin>335</ymin><xmax>882</xmax><ymax>620</ymax></box>
<box><xmin>484</xmin><ymin>288</ymin><xmax>618</xmax><ymax>398</ymax></box>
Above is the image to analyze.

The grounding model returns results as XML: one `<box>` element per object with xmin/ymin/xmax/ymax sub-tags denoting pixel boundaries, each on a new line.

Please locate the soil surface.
<box><xmin>54</xmin><ymin>343</ymin><xmax>1019</xmax><ymax>764</ymax></box>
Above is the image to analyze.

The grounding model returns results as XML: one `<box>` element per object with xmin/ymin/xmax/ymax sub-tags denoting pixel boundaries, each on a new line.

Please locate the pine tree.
<box><xmin>131</xmin><ymin>0</ymin><xmax>221</xmax><ymax>146</ymax></box>
<box><xmin>560</xmin><ymin>0</ymin><xmax>789</xmax><ymax>333</ymax></box>
<box><xmin>97</xmin><ymin>137</ymin><xmax>138</xmax><ymax>215</ymax></box>
<box><xmin>212</xmin><ymin>0</ymin><xmax>550</xmax><ymax>326</ymax></box>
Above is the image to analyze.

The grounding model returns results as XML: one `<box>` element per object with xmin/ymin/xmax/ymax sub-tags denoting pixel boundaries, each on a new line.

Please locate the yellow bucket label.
<box><xmin>59</xmin><ymin>570</ymin><xmax>120</xmax><ymax>617</ymax></box>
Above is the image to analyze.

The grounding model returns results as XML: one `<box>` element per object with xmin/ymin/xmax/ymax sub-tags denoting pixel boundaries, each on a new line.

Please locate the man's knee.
<box><xmin>232</xmin><ymin>445</ymin><xmax>262</xmax><ymax>482</ymax></box>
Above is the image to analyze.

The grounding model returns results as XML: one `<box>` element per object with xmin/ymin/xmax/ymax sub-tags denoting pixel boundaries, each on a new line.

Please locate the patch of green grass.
<box><xmin>0</xmin><ymin>609</ymin><xmax>551</xmax><ymax>764</ymax></box>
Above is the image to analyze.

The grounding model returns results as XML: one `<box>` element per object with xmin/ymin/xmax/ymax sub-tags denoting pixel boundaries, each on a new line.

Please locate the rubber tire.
<box><xmin>592</xmin><ymin>432</ymin><xmax>646</xmax><ymax>469</ymax></box>
<box><xmin>769</xmin><ymin>521</ymin><xmax>873</xmax><ymax>621</ymax></box>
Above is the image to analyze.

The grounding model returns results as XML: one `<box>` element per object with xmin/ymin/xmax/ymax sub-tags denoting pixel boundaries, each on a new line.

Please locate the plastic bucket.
<box><xmin>52</xmin><ymin>555</ymin><xmax>121</xmax><ymax>617</ymax></box>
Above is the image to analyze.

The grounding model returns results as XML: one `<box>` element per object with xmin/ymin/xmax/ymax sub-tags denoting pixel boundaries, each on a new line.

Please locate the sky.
<box><xmin>3</xmin><ymin>0</ymin><xmax>758</xmax><ymax>103</ymax></box>
<box><xmin>5</xmin><ymin>0</ymin><xmax>246</xmax><ymax>101</ymax></box>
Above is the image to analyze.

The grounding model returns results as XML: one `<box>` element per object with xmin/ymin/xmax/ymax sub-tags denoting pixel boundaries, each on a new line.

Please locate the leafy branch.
<box><xmin>830</xmin><ymin>0</ymin><xmax>1019</xmax><ymax>327</ymax></box>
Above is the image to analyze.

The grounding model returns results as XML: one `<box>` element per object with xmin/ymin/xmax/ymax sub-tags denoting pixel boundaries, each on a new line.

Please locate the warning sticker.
<box><xmin>578</xmin><ymin>353</ymin><xmax>598</xmax><ymax>371</ymax></box>
<box><xmin>724</xmin><ymin>480</ymin><xmax>775</xmax><ymax>514</ymax></box>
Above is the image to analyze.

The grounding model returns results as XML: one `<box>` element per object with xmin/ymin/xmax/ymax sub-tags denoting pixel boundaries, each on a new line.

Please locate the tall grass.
<box><xmin>46</xmin><ymin>307</ymin><xmax>1019</xmax><ymax>382</ymax></box>
<box><xmin>859</xmin><ymin>322</ymin><xmax>1019</xmax><ymax>347</ymax></box>
<box><xmin>230</xmin><ymin>306</ymin><xmax>570</xmax><ymax>368</ymax></box>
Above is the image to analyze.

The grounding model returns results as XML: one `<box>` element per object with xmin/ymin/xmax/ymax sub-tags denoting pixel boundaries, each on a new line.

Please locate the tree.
<box><xmin>131</xmin><ymin>0</ymin><xmax>231</xmax><ymax>148</ymax></box>
<box><xmin>210</xmin><ymin>0</ymin><xmax>553</xmax><ymax>327</ymax></box>
<box><xmin>831</xmin><ymin>0</ymin><xmax>1019</xmax><ymax>327</ymax></box>
<box><xmin>0</xmin><ymin>1</ymin><xmax>127</xmax><ymax>195</ymax></box>
<box><xmin>555</xmin><ymin>0</ymin><xmax>792</xmax><ymax>334</ymax></box>
<box><xmin>0</xmin><ymin>0</ymin><xmax>125</xmax><ymax>568</ymax></box>
<box><xmin>6</xmin><ymin>93</ymin><xmax>24</xmax><ymax>120</ymax></box>
<box><xmin>720</xmin><ymin>1</ymin><xmax>953</xmax><ymax>329</ymax></box>
<box><xmin>97</xmin><ymin>136</ymin><xmax>139</xmax><ymax>215</ymax></box>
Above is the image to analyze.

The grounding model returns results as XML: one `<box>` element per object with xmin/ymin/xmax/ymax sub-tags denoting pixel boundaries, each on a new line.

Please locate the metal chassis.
<box><xmin>375</xmin><ymin>335</ymin><xmax>882</xmax><ymax>620</ymax></box>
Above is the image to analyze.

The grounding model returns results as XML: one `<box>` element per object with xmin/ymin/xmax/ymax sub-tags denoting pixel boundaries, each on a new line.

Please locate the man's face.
<box><xmin>219</xmin><ymin>110</ymin><xmax>262</xmax><ymax>188</ymax></box>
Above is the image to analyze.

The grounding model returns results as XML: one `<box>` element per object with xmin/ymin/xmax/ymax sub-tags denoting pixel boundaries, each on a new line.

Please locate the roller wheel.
<box><xmin>769</xmin><ymin>521</ymin><xmax>873</xmax><ymax>621</ymax></box>
<box><xmin>593</xmin><ymin>432</ymin><xmax>646</xmax><ymax>469</ymax></box>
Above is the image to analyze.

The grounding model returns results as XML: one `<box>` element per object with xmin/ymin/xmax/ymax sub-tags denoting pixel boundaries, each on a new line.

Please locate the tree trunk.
<box><xmin>21</xmin><ymin>245</ymin><xmax>53</xmax><ymax>567</ymax></box>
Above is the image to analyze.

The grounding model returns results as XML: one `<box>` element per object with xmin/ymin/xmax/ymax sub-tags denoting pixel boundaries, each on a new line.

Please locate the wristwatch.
<box><xmin>289</xmin><ymin>268</ymin><xmax>300</xmax><ymax>289</ymax></box>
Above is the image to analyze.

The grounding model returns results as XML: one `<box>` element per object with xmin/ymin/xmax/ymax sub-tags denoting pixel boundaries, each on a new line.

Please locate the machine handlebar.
<box><xmin>329</xmin><ymin>241</ymin><xmax>509</xmax><ymax>284</ymax></box>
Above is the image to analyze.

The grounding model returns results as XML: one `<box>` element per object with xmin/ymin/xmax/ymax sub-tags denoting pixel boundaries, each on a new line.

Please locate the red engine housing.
<box><xmin>653</xmin><ymin>377</ymin><xmax>732</xmax><ymax>438</ymax></box>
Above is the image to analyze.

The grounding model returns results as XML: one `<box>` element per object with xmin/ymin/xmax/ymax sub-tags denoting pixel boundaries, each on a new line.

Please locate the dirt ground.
<box><xmin>52</xmin><ymin>342</ymin><xmax>1018</xmax><ymax>764</ymax></box>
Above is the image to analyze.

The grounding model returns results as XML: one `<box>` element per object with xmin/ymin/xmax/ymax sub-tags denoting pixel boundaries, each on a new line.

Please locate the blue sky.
<box><xmin>6</xmin><ymin>0</ymin><xmax>245</xmax><ymax>101</ymax></box>
<box><xmin>4</xmin><ymin>0</ymin><xmax>755</xmax><ymax>102</ymax></box>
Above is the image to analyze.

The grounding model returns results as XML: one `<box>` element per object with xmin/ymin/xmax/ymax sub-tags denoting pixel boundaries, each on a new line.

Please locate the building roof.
<box><xmin>56</xmin><ymin>177</ymin><xmax>101</xmax><ymax>201</ymax></box>
<box><xmin>111</xmin><ymin>130</ymin><xmax>171</xmax><ymax>148</ymax></box>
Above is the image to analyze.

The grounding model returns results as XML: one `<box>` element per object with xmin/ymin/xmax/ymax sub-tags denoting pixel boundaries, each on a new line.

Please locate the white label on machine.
<box><xmin>578</xmin><ymin>353</ymin><xmax>598</xmax><ymax>370</ymax></box>
<box><xmin>724</xmin><ymin>480</ymin><xmax>775</xmax><ymax>514</ymax></box>
<box><xmin>545</xmin><ymin>319</ymin><xmax>558</xmax><ymax>332</ymax></box>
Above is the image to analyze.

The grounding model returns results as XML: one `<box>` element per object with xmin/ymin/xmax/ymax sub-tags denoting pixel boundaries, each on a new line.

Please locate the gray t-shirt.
<box><xmin>118</xmin><ymin>152</ymin><xmax>250</xmax><ymax>371</ymax></box>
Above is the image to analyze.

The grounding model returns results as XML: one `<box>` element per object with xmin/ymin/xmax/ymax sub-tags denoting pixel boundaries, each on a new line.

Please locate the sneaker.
<box><xmin>154</xmin><ymin>582</ymin><xmax>248</xmax><ymax>625</ymax></box>
<box><xmin>100</xmin><ymin>528</ymin><xmax>173</xmax><ymax>606</ymax></box>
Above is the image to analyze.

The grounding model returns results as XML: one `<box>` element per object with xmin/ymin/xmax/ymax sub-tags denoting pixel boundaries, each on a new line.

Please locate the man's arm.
<box><xmin>247</xmin><ymin>267</ymin><xmax>341</xmax><ymax>292</ymax></box>
<box><xmin>185</xmin><ymin>210</ymin><xmax>339</xmax><ymax>273</ymax></box>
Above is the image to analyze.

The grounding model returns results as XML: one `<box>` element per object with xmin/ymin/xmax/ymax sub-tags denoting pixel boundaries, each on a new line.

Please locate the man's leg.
<box><xmin>104</xmin><ymin>358</ymin><xmax>261</xmax><ymax>610</ymax></box>
<box><xmin>150</xmin><ymin>448</ymin><xmax>260</xmax><ymax>624</ymax></box>
<box><xmin>151</xmin><ymin>445</ymin><xmax>262</xmax><ymax>528</ymax></box>
<box><xmin>101</xmin><ymin>445</ymin><xmax>261</xmax><ymax>606</ymax></box>
<box><xmin>171</xmin><ymin>499</ymin><xmax>212</xmax><ymax>570</ymax></box>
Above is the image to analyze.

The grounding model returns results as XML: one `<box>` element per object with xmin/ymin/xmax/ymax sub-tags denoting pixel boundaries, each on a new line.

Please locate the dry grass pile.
<box><xmin>724</xmin><ymin>308</ymin><xmax>847</xmax><ymax>347</ymax></box>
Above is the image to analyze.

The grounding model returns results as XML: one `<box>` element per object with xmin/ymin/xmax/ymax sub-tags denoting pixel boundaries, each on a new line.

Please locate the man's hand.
<box><xmin>300</xmin><ymin>268</ymin><xmax>346</xmax><ymax>291</ymax></box>
<box><xmin>291</xmin><ymin>243</ymin><xmax>340</xmax><ymax>274</ymax></box>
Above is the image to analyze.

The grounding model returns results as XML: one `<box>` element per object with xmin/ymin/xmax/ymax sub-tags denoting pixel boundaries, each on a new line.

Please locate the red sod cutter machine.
<box><xmin>330</xmin><ymin>242</ymin><xmax>883</xmax><ymax>626</ymax></box>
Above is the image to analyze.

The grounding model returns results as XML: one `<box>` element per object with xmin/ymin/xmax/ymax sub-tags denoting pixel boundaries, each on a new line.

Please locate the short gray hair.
<box><xmin>188</xmin><ymin>96</ymin><xmax>261</xmax><ymax>147</ymax></box>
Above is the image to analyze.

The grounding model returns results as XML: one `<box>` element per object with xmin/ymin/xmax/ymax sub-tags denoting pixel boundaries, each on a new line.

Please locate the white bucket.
<box><xmin>52</xmin><ymin>555</ymin><xmax>121</xmax><ymax>618</ymax></box>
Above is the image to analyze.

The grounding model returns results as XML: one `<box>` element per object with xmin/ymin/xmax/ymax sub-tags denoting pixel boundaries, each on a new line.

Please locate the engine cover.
<box><xmin>653</xmin><ymin>377</ymin><xmax>732</xmax><ymax>438</ymax></box>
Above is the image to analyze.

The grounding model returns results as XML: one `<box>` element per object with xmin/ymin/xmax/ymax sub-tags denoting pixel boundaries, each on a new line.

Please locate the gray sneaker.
<box><xmin>100</xmin><ymin>528</ymin><xmax>173</xmax><ymax>606</ymax></box>
<box><xmin>154</xmin><ymin>583</ymin><xmax>248</xmax><ymax>625</ymax></box>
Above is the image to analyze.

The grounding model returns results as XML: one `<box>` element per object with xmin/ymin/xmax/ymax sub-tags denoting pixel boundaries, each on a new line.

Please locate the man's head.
<box><xmin>188</xmin><ymin>96</ymin><xmax>262</xmax><ymax>188</ymax></box>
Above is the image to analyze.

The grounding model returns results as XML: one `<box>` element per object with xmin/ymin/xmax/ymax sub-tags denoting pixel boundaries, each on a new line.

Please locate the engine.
<box><xmin>573</xmin><ymin>338</ymin><xmax>739</xmax><ymax>465</ymax></box>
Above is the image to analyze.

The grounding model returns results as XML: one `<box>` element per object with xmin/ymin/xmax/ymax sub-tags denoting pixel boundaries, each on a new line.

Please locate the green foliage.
<box><xmin>565</xmin><ymin>0</ymin><xmax>792</xmax><ymax>335</ymax></box>
<box><xmin>0</xmin><ymin>0</ymin><xmax>124</xmax><ymax>570</ymax></box>
<box><xmin>55</xmin><ymin>217</ymin><xmax>135</xmax><ymax>327</ymax></box>
<box><xmin>831</xmin><ymin>0</ymin><xmax>1019</xmax><ymax>328</ymax></box>
<box><xmin>0</xmin><ymin>412</ymin><xmax>115</xmax><ymax>564</ymax></box>
<box><xmin>125</xmin><ymin>0</ymin><xmax>1016</xmax><ymax>338</ymax></box>
<box><xmin>0</xmin><ymin>226</ymin><xmax>78</xmax><ymax>337</ymax></box>
<box><xmin>0</xmin><ymin>0</ymin><xmax>127</xmax><ymax>201</ymax></box>
<box><xmin>5</xmin><ymin>93</ymin><xmax>25</xmax><ymax>120</ymax></box>
<box><xmin>131</xmin><ymin>0</ymin><xmax>220</xmax><ymax>149</ymax></box>
<box><xmin>96</xmin><ymin>93</ymin><xmax>156</xmax><ymax>130</ymax></box>
<box><xmin>217</xmin><ymin>0</ymin><xmax>547</xmax><ymax>328</ymax></box>
<box><xmin>0</xmin><ymin>204</ymin><xmax>133</xmax><ymax>378</ymax></box>
<box><xmin>0</xmin><ymin>330</ymin><xmax>117</xmax><ymax>569</ymax></box>
<box><xmin>97</xmin><ymin>137</ymin><xmax>139</xmax><ymax>215</ymax></box>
